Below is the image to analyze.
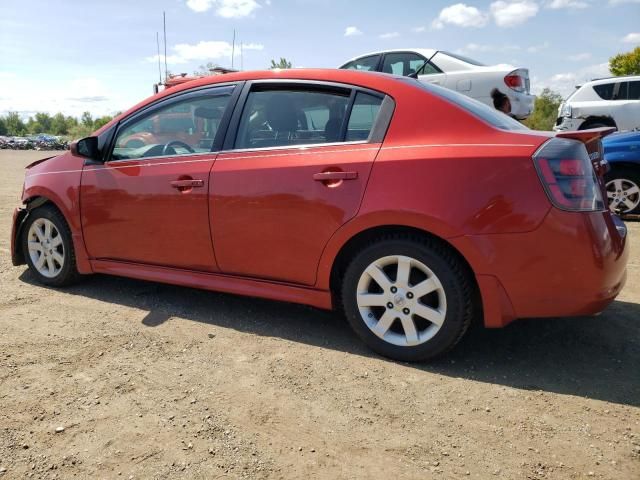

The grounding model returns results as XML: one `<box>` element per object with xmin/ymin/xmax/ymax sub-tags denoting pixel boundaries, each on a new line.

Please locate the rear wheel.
<box><xmin>341</xmin><ymin>237</ymin><xmax>475</xmax><ymax>362</ymax></box>
<box><xmin>606</xmin><ymin>168</ymin><xmax>640</xmax><ymax>214</ymax></box>
<box><xmin>22</xmin><ymin>205</ymin><xmax>80</xmax><ymax>287</ymax></box>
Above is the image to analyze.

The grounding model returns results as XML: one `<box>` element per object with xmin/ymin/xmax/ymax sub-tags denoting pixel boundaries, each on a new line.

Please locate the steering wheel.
<box><xmin>162</xmin><ymin>140</ymin><xmax>195</xmax><ymax>156</ymax></box>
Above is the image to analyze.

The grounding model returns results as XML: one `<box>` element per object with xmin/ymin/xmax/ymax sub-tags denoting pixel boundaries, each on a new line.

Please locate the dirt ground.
<box><xmin>0</xmin><ymin>150</ymin><xmax>638</xmax><ymax>480</ymax></box>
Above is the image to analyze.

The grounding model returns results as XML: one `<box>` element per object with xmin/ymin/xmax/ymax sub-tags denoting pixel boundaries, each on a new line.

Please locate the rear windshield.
<box><xmin>439</xmin><ymin>51</ymin><xmax>486</xmax><ymax>67</ymax></box>
<box><xmin>400</xmin><ymin>78</ymin><xmax>528</xmax><ymax>131</ymax></box>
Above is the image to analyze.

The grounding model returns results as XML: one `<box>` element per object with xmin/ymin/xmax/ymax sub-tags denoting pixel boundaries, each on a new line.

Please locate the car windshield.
<box><xmin>399</xmin><ymin>78</ymin><xmax>528</xmax><ymax>131</ymax></box>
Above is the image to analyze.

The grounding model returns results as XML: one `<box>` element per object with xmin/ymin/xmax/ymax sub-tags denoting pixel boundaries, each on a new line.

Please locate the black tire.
<box><xmin>341</xmin><ymin>236</ymin><xmax>475</xmax><ymax>362</ymax></box>
<box><xmin>605</xmin><ymin>167</ymin><xmax>640</xmax><ymax>215</ymax></box>
<box><xmin>21</xmin><ymin>205</ymin><xmax>80</xmax><ymax>287</ymax></box>
<box><xmin>579</xmin><ymin>121</ymin><xmax>610</xmax><ymax>130</ymax></box>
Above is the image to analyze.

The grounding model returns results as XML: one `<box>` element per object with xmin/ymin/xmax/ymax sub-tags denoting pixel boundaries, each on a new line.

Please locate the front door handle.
<box><xmin>170</xmin><ymin>179</ymin><xmax>204</xmax><ymax>189</ymax></box>
<box><xmin>313</xmin><ymin>171</ymin><xmax>358</xmax><ymax>181</ymax></box>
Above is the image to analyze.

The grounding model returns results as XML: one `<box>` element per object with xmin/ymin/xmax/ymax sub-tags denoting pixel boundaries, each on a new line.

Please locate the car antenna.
<box><xmin>231</xmin><ymin>29</ymin><xmax>236</xmax><ymax>69</ymax></box>
<box><xmin>409</xmin><ymin>50</ymin><xmax>439</xmax><ymax>79</ymax></box>
<box><xmin>156</xmin><ymin>31</ymin><xmax>162</xmax><ymax>85</ymax></box>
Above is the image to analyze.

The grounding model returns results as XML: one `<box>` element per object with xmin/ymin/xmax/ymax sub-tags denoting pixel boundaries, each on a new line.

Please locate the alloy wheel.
<box><xmin>27</xmin><ymin>218</ymin><xmax>65</xmax><ymax>278</ymax></box>
<box><xmin>606</xmin><ymin>178</ymin><xmax>640</xmax><ymax>214</ymax></box>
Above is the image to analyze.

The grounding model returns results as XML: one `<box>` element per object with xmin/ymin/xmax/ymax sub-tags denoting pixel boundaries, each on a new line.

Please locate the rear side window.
<box><xmin>346</xmin><ymin>92</ymin><xmax>383</xmax><ymax>141</ymax></box>
<box><xmin>402</xmin><ymin>78</ymin><xmax>527</xmax><ymax>131</ymax></box>
<box><xmin>593</xmin><ymin>83</ymin><xmax>614</xmax><ymax>100</ymax></box>
<box><xmin>614</xmin><ymin>82</ymin><xmax>628</xmax><ymax>100</ymax></box>
<box><xmin>629</xmin><ymin>81</ymin><xmax>640</xmax><ymax>100</ymax></box>
<box><xmin>341</xmin><ymin>55</ymin><xmax>381</xmax><ymax>71</ymax></box>
<box><xmin>235</xmin><ymin>88</ymin><xmax>350</xmax><ymax>149</ymax></box>
<box><xmin>381</xmin><ymin>52</ymin><xmax>431</xmax><ymax>77</ymax></box>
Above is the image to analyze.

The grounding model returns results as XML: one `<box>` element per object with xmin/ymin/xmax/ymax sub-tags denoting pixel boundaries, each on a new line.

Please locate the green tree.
<box><xmin>81</xmin><ymin>111</ymin><xmax>94</xmax><ymax>128</ymax></box>
<box><xmin>522</xmin><ymin>88</ymin><xmax>564</xmax><ymax>131</ymax></box>
<box><xmin>93</xmin><ymin>115</ymin><xmax>113</xmax><ymax>130</ymax></box>
<box><xmin>67</xmin><ymin>123</ymin><xmax>94</xmax><ymax>140</ymax></box>
<box><xmin>270</xmin><ymin>57</ymin><xmax>292</xmax><ymax>69</ymax></box>
<box><xmin>0</xmin><ymin>116</ymin><xmax>7</xmax><ymax>136</ymax></box>
<box><xmin>609</xmin><ymin>47</ymin><xmax>640</xmax><ymax>76</ymax></box>
<box><xmin>51</xmin><ymin>112</ymin><xmax>70</xmax><ymax>135</ymax></box>
<box><xmin>4</xmin><ymin>112</ymin><xmax>27</xmax><ymax>136</ymax></box>
<box><xmin>193</xmin><ymin>62</ymin><xmax>220</xmax><ymax>76</ymax></box>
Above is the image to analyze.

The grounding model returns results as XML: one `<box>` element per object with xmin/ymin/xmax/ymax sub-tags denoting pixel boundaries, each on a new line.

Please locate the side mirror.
<box><xmin>70</xmin><ymin>136</ymin><xmax>100</xmax><ymax>160</ymax></box>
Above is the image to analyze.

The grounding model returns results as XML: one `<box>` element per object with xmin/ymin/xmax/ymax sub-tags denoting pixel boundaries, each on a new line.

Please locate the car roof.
<box><xmin>583</xmin><ymin>75</ymin><xmax>640</xmax><ymax>86</ymax></box>
<box><xmin>340</xmin><ymin>48</ymin><xmax>437</xmax><ymax>65</ymax></box>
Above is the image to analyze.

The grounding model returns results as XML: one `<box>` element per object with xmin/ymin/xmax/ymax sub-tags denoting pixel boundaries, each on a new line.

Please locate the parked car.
<box><xmin>11</xmin><ymin>69</ymin><xmax>628</xmax><ymax>361</ymax></box>
<box><xmin>555</xmin><ymin>76</ymin><xmax>640</xmax><ymax>132</ymax></box>
<box><xmin>603</xmin><ymin>131</ymin><xmax>640</xmax><ymax>214</ymax></box>
<box><xmin>339</xmin><ymin>49</ymin><xmax>535</xmax><ymax>119</ymax></box>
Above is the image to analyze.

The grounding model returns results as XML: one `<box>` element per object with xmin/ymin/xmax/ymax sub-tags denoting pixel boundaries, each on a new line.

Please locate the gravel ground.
<box><xmin>0</xmin><ymin>151</ymin><xmax>638</xmax><ymax>480</ymax></box>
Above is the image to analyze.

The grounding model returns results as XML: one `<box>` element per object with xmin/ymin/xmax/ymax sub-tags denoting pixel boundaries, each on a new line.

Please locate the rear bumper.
<box><xmin>11</xmin><ymin>207</ymin><xmax>28</xmax><ymax>266</ymax></box>
<box><xmin>453</xmin><ymin>208</ymin><xmax>629</xmax><ymax>327</ymax></box>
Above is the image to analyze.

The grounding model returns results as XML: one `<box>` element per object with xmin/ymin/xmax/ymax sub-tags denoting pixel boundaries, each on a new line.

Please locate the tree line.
<box><xmin>0</xmin><ymin>111</ymin><xmax>116</xmax><ymax>139</ymax></box>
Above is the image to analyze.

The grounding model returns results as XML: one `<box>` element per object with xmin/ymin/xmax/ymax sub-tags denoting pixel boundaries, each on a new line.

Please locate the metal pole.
<box><xmin>156</xmin><ymin>32</ymin><xmax>162</xmax><ymax>84</ymax></box>
<box><xmin>163</xmin><ymin>11</ymin><xmax>168</xmax><ymax>81</ymax></box>
<box><xmin>231</xmin><ymin>29</ymin><xmax>236</xmax><ymax>69</ymax></box>
<box><xmin>240</xmin><ymin>42</ymin><xmax>243</xmax><ymax>71</ymax></box>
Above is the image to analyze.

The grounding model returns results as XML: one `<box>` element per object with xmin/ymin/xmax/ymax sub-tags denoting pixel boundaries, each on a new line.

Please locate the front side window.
<box><xmin>341</xmin><ymin>55</ymin><xmax>381</xmax><ymax>71</ymax></box>
<box><xmin>629</xmin><ymin>81</ymin><xmax>640</xmax><ymax>100</ymax></box>
<box><xmin>235</xmin><ymin>88</ymin><xmax>350</xmax><ymax>149</ymax></box>
<box><xmin>382</xmin><ymin>52</ymin><xmax>429</xmax><ymax>77</ymax></box>
<box><xmin>593</xmin><ymin>83</ymin><xmax>614</xmax><ymax>100</ymax></box>
<box><xmin>112</xmin><ymin>86</ymin><xmax>234</xmax><ymax>160</ymax></box>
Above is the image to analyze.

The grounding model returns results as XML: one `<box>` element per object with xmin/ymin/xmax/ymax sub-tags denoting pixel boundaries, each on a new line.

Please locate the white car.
<box><xmin>555</xmin><ymin>76</ymin><xmax>640</xmax><ymax>132</ymax></box>
<box><xmin>339</xmin><ymin>49</ymin><xmax>535</xmax><ymax>119</ymax></box>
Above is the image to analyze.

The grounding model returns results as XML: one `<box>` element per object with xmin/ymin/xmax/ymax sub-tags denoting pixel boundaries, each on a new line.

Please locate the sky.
<box><xmin>1</xmin><ymin>0</ymin><xmax>639</xmax><ymax>118</ymax></box>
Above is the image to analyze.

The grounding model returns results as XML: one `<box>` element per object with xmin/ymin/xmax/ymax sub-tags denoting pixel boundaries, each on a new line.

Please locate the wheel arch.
<box><xmin>324</xmin><ymin>223</ymin><xmax>483</xmax><ymax>325</ymax></box>
<box><xmin>579</xmin><ymin>116</ymin><xmax>617</xmax><ymax>130</ymax></box>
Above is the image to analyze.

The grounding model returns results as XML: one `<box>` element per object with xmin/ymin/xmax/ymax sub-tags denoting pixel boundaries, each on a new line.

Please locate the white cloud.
<box><xmin>568</xmin><ymin>52</ymin><xmax>592</xmax><ymax>61</ymax></box>
<box><xmin>609</xmin><ymin>0</ymin><xmax>640</xmax><ymax>4</ymax></box>
<box><xmin>546</xmin><ymin>0</ymin><xmax>590</xmax><ymax>8</ymax></box>
<box><xmin>185</xmin><ymin>0</ymin><xmax>261</xmax><ymax>18</ymax></box>
<box><xmin>344</xmin><ymin>26</ymin><xmax>363</xmax><ymax>37</ymax></box>
<box><xmin>411</xmin><ymin>26</ymin><xmax>426</xmax><ymax>33</ymax></box>
<box><xmin>622</xmin><ymin>32</ymin><xmax>640</xmax><ymax>43</ymax></box>
<box><xmin>457</xmin><ymin>43</ymin><xmax>521</xmax><ymax>53</ymax></box>
<box><xmin>379</xmin><ymin>32</ymin><xmax>400</xmax><ymax>39</ymax></box>
<box><xmin>527</xmin><ymin>41</ymin><xmax>551</xmax><ymax>53</ymax></box>
<box><xmin>146</xmin><ymin>40</ymin><xmax>263</xmax><ymax>65</ymax></box>
<box><xmin>432</xmin><ymin>3</ymin><xmax>489</xmax><ymax>29</ymax></box>
<box><xmin>490</xmin><ymin>1</ymin><xmax>539</xmax><ymax>27</ymax></box>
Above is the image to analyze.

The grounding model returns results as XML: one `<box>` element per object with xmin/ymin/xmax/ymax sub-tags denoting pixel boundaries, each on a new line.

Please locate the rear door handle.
<box><xmin>170</xmin><ymin>179</ymin><xmax>204</xmax><ymax>189</ymax></box>
<box><xmin>313</xmin><ymin>171</ymin><xmax>358</xmax><ymax>181</ymax></box>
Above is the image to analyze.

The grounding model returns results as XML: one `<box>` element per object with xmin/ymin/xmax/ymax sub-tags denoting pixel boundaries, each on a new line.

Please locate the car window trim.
<box><xmin>339</xmin><ymin>54</ymin><xmax>383</xmax><ymax>71</ymax></box>
<box><xmin>222</xmin><ymin>79</ymin><xmax>390</xmax><ymax>153</ymax></box>
<box><xmin>105</xmin><ymin>82</ymin><xmax>244</xmax><ymax>163</ymax></box>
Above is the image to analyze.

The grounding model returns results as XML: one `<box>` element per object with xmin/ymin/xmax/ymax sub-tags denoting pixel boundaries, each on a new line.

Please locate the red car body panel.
<box><xmin>12</xmin><ymin>68</ymin><xmax>629</xmax><ymax>328</ymax></box>
<box><xmin>80</xmin><ymin>153</ymin><xmax>219</xmax><ymax>271</ymax></box>
<box><xmin>211</xmin><ymin>143</ymin><xmax>380</xmax><ymax>285</ymax></box>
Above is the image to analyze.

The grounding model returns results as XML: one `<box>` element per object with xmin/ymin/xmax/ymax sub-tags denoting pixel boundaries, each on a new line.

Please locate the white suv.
<box><xmin>339</xmin><ymin>49</ymin><xmax>535</xmax><ymax>119</ymax></box>
<box><xmin>555</xmin><ymin>76</ymin><xmax>640</xmax><ymax>132</ymax></box>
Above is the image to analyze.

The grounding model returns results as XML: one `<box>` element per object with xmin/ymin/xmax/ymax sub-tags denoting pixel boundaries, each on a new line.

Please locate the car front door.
<box><xmin>210</xmin><ymin>82</ymin><xmax>392</xmax><ymax>286</ymax></box>
<box><xmin>80</xmin><ymin>84</ymin><xmax>238</xmax><ymax>272</ymax></box>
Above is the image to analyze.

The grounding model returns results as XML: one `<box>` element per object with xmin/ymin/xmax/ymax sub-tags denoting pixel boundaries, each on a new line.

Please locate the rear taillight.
<box><xmin>533</xmin><ymin>138</ymin><xmax>605</xmax><ymax>212</ymax></box>
<box><xmin>504</xmin><ymin>69</ymin><xmax>528</xmax><ymax>93</ymax></box>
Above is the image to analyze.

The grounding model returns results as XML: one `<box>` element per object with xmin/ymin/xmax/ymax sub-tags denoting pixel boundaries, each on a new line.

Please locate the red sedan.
<box><xmin>10</xmin><ymin>69</ymin><xmax>629</xmax><ymax>361</ymax></box>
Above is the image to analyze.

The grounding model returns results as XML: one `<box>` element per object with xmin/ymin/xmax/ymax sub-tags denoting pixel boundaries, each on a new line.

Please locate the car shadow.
<box><xmin>19</xmin><ymin>270</ymin><xmax>640</xmax><ymax>407</ymax></box>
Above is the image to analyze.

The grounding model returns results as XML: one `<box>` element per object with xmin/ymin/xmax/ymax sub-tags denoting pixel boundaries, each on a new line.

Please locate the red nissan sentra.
<box><xmin>10</xmin><ymin>69</ymin><xmax>629</xmax><ymax>361</ymax></box>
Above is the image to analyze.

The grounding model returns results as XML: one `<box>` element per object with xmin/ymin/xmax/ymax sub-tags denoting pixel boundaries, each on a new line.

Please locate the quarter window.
<box><xmin>347</xmin><ymin>92</ymin><xmax>383</xmax><ymax>141</ymax></box>
<box><xmin>629</xmin><ymin>81</ymin><xmax>640</xmax><ymax>100</ymax></box>
<box><xmin>234</xmin><ymin>88</ymin><xmax>350</xmax><ymax>149</ymax></box>
<box><xmin>112</xmin><ymin>86</ymin><xmax>234</xmax><ymax>160</ymax></box>
<box><xmin>341</xmin><ymin>55</ymin><xmax>381</xmax><ymax>71</ymax></box>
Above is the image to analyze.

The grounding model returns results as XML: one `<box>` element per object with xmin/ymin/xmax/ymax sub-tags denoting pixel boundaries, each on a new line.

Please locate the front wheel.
<box><xmin>341</xmin><ymin>237</ymin><xmax>475</xmax><ymax>362</ymax></box>
<box><xmin>22</xmin><ymin>205</ymin><xmax>80</xmax><ymax>287</ymax></box>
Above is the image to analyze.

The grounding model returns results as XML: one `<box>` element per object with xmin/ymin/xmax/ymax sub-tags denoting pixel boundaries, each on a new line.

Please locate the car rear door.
<box><xmin>80</xmin><ymin>84</ymin><xmax>239</xmax><ymax>272</ymax></box>
<box><xmin>209</xmin><ymin>81</ymin><xmax>393</xmax><ymax>286</ymax></box>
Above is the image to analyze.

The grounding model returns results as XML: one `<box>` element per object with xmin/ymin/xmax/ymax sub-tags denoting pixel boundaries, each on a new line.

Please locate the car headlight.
<box><xmin>560</xmin><ymin>103</ymin><xmax>572</xmax><ymax>118</ymax></box>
